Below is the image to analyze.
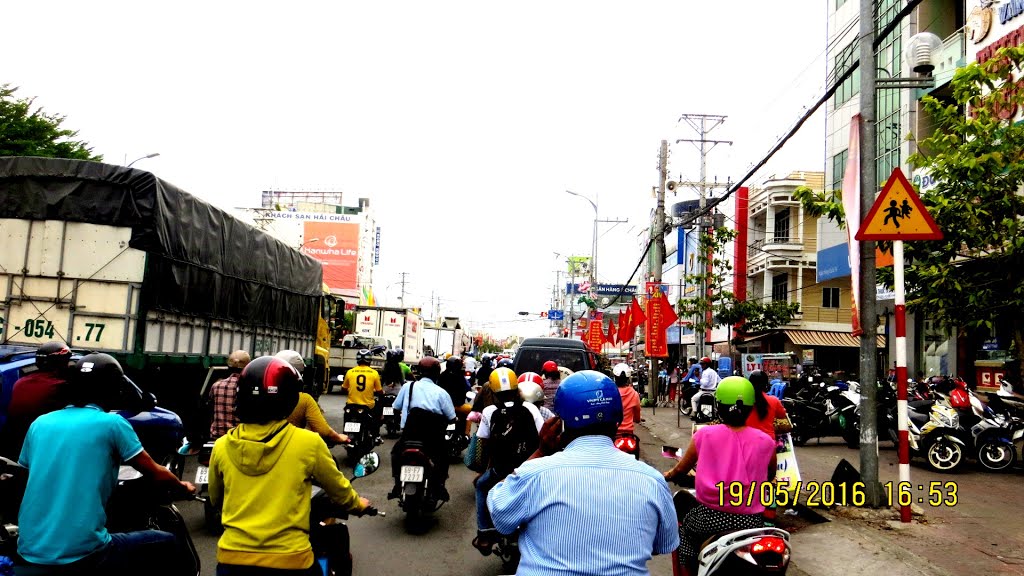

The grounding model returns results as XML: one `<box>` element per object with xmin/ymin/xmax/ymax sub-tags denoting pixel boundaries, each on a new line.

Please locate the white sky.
<box><xmin>3</xmin><ymin>1</ymin><xmax>829</xmax><ymax>338</ymax></box>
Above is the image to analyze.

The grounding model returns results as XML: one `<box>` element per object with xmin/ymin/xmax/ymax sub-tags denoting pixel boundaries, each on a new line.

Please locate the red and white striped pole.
<box><xmin>894</xmin><ymin>240</ymin><xmax>911</xmax><ymax>523</ymax></box>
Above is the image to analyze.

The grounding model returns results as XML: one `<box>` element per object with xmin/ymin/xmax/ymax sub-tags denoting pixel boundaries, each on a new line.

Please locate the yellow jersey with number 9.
<box><xmin>343</xmin><ymin>366</ymin><xmax>383</xmax><ymax>407</ymax></box>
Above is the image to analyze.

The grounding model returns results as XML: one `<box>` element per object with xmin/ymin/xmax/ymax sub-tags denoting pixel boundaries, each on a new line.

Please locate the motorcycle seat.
<box><xmin>908</xmin><ymin>400</ymin><xmax>934</xmax><ymax>411</ymax></box>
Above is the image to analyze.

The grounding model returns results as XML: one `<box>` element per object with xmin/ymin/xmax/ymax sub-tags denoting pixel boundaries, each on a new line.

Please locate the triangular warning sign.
<box><xmin>855</xmin><ymin>168</ymin><xmax>943</xmax><ymax>241</ymax></box>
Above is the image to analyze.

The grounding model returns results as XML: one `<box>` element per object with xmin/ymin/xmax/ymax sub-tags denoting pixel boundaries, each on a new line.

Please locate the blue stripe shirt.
<box><xmin>488</xmin><ymin>435</ymin><xmax>679</xmax><ymax>576</ymax></box>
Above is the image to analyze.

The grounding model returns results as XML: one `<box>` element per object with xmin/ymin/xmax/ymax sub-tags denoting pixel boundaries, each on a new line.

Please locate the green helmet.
<box><xmin>716</xmin><ymin>376</ymin><xmax>755</xmax><ymax>407</ymax></box>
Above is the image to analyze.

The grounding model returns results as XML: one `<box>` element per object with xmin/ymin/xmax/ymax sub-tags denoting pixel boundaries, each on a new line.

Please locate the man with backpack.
<box><xmin>471</xmin><ymin>367</ymin><xmax>544</xmax><ymax>555</ymax></box>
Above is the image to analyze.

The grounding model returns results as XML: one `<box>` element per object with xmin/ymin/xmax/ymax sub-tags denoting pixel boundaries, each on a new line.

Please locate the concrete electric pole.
<box><xmin>649</xmin><ymin>140</ymin><xmax>669</xmax><ymax>401</ymax></box>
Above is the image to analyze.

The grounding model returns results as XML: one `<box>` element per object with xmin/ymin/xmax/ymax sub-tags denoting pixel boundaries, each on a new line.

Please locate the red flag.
<box><xmin>645</xmin><ymin>292</ymin><xmax>676</xmax><ymax>358</ymax></box>
<box><xmin>606</xmin><ymin>318</ymin><xmax>618</xmax><ymax>345</ymax></box>
<box><xmin>656</xmin><ymin>296</ymin><xmax>679</xmax><ymax>332</ymax></box>
<box><xmin>617</xmin><ymin>306</ymin><xmax>632</xmax><ymax>344</ymax></box>
<box><xmin>629</xmin><ymin>297</ymin><xmax>647</xmax><ymax>330</ymax></box>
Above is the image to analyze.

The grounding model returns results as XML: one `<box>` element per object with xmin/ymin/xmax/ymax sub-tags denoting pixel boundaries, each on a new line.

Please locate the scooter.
<box><xmin>672</xmin><ymin>487</ymin><xmax>791</xmax><ymax>576</ymax></box>
<box><xmin>614</xmin><ymin>433</ymin><xmax>641</xmax><ymax>460</ymax></box>
<box><xmin>189</xmin><ymin>440</ymin><xmax>221</xmax><ymax>533</ymax></box>
<box><xmin>310</xmin><ymin>453</ymin><xmax>384</xmax><ymax>576</ymax></box>
<box><xmin>342</xmin><ymin>404</ymin><xmax>377</xmax><ymax>462</ymax></box>
<box><xmin>445</xmin><ymin>420</ymin><xmax>470</xmax><ymax>460</ymax></box>
<box><xmin>783</xmin><ymin>381</ymin><xmax>859</xmax><ymax>448</ymax></box>
<box><xmin>691</xmin><ymin>391</ymin><xmax>718</xmax><ymax>424</ymax></box>
<box><xmin>380</xmin><ymin>393</ymin><xmax>401</xmax><ymax>439</ymax></box>
<box><xmin>394</xmin><ymin>439</ymin><xmax>445</xmax><ymax>530</ymax></box>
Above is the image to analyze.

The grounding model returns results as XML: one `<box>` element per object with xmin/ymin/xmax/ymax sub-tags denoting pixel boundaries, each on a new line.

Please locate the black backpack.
<box><xmin>488</xmin><ymin>400</ymin><xmax>540</xmax><ymax>477</ymax></box>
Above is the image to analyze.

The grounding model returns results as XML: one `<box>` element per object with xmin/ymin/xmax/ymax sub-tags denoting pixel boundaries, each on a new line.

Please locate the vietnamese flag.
<box><xmin>629</xmin><ymin>297</ymin><xmax>647</xmax><ymax>330</ymax></box>
<box><xmin>617</xmin><ymin>306</ymin><xmax>632</xmax><ymax>344</ymax></box>
<box><xmin>606</xmin><ymin>317</ymin><xmax>618</xmax><ymax>345</ymax></box>
<box><xmin>655</xmin><ymin>295</ymin><xmax>679</xmax><ymax>332</ymax></box>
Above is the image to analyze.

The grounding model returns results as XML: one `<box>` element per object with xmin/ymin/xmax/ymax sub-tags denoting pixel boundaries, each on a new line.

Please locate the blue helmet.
<box><xmin>554</xmin><ymin>370</ymin><xmax>623</xmax><ymax>429</ymax></box>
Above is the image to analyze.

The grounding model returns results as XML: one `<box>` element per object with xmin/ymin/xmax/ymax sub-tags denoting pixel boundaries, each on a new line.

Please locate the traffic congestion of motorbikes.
<box><xmin>15</xmin><ymin>343</ymin><xmax>1024</xmax><ymax>576</ymax></box>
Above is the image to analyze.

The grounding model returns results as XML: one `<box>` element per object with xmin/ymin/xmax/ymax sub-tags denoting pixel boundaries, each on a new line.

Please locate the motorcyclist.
<box><xmin>689</xmin><ymin>357</ymin><xmax>720</xmax><ymax>416</ymax></box>
<box><xmin>16</xmin><ymin>353</ymin><xmax>194</xmax><ymax>574</ymax></box>
<box><xmin>342</xmin><ymin>348</ymin><xmax>385</xmax><ymax>443</ymax></box>
<box><xmin>208</xmin><ymin>350</ymin><xmax>251</xmax><ymax>440</ymax></box>
<box><xmin>476</xmin><ymin>354</ymin><xmax>495</xmax><ymax>388</ymax></box>
<box><xmin>388</xmin><ymin>357</ymin><xmax>456</xmax><ymax>501</ymax></box>
<box><xmin>663</xmin><ymin>376</ymin><xmax>777</xmax><ymax>576</ymax></box>
<box><xmin>472</xmin><ymin>367</ymin><xmax>544</xmax><ymax>554</ymax></box>
<box><xmin>540</xmin><ymin>360</ymin><xmax>562</xmax><ymax>410</ymax></box>
<box><xmin>209</xmin><ymin>356</ymin><xmax>369</xmax><ymax>575</ymax></box>
<box><xmin>275</xmin><ymin>350</ymin><xmax>350</xmax><ymax>445</ymax></box>
<box><xmin>381</xmin><ymin>348</ymin><xmax>407</xmax><ymax>394</ymax></box>
<box><xmin>517</xmin><ymin>373</ymin><xmax>554</xmax><ymax>420</ymax></box>
<box><xmin>0</xmin><ymin>341</ymin><xmax>72</xmax><ymax>458</ymax></box>
<box><xmin>439</xmin><ymin>356</ymin><xmax>473</xmax><ymax>433</ymax></box>
<box><xmin>613</xmin><ymin>363</ymin><xmax>641</xmax><ymax>436</ymax></box>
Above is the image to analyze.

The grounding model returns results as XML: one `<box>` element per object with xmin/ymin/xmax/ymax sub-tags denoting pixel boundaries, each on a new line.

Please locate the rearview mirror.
<box><xmin>353</xmin><ymin>452</ymin><xmax>380</xmax><ymax>478</ymax></box>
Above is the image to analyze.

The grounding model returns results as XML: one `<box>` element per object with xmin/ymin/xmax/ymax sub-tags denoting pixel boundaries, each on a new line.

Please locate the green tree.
<box><xmin>797</xmin><ymin>46</ymin><xmax>1024</xmax><ymax>378</ymax></box>
<box><xmin>677</xmin><ymin>225</ymin><xmax>800</xmax><ymax>342</ymax></box>
<box><xmin>0</xmin><ymin>84</ymin><xmax>101</xmax><ymax>160</ymax></box>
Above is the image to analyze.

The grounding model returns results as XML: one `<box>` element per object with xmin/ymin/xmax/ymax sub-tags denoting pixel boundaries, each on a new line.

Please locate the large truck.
<box><xmin>0</xmin><ymin>158</ymin><xmax>337</xmax><ymax>433</ymax></box>
<box><xmin>329</xmin><ymin>306</ymin><xmax>423</xmax><ymax>381</ymax></box>
<box><xmin>423</xmin><ymin>320</ymin><xmax>470</xmax><ymax>359</ymax></box>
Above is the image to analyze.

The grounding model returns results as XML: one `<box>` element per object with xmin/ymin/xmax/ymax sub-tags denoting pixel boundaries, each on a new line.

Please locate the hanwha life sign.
<box><xmin>302</xmin><ymin>221</ymin><xmax>360</xmax><ymax>292</ymax></box>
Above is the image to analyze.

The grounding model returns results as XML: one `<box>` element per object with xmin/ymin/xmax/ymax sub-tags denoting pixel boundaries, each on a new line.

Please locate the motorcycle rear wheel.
<box><xmin>977</xmin><ymin>440</ymin><xmax>1016</xmax><ymax>472</ymax></box>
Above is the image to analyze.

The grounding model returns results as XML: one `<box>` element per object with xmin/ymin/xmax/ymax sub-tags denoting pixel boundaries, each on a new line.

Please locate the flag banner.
<box><xmin>841</xmin><ymin>115</ymin><xmax>862</xmax><ymax>336</ymax></box>
<box><xmin>606</xmin><ymin>318</ymin><xmax>618</xmax><ymax>346</ymax></box>
<box><xmin>586</xmin><ymin>319</ymin><xmax>605</xmax><ymax>353</ymax></box>
<box><xmin>645</xmin><ymin>292</ymin><xmax>674</xmax><ymax>358</ymax></box>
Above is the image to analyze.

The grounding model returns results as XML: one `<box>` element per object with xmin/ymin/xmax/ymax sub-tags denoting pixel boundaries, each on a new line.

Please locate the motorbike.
<box><xmin>614</xmin><ymin>433</ymin><xmax>641</xmax><ymax>460</ymax></box>
<box><xmin>444</xmin><ymin>420</ymin><xmax>470</xmax><ymax>460</ymax></box>
<box><xmin>342</xmin><ymin>403</ymin><xmax>377</xmax><ymax>462</ymax></box>
<box><xmin>188</xmin><ymin>440</ymin><xmax>221</xmax><ymax>533</ymax></box>
<box><xmin>672</xmin><ymin>486</ymin><xmax>791</xmax><ymax>576</ymax></box>
<box><xmin>0</xmin><ymin>457</ymin><xmax>201</xmax><ymax>575</ymax></box>
<box><xmin>984</xmin><ymin>379</ymin><xmax>1024</xmax><ymax>420</ymax></box>
<box><xmin>691</xmin><ymin>390</ymin><xmax>718</xmax><ymax>424</ymax></box>
<box><xmin>678</xmin><ymin>379</ymin><xmax>700</xmax><ymax>416</ymax></box>
<box><xmin>783</xmin><ymin>381</ymin><xmax>859</xmax><ymax>448</ymax></box>
<box><xmin>310</xmin><ymin>453</ymin><xmax>384</xmax><ymax>576</ymax></box>
<box><xmin>394</xmin><ymin>438</ymin><xmax>445</xmax><ymax>530</ymax></box>
<box><xmin>380</xmin><ymin>393</ymin><xmax>401</xmax><ymax>439</ymax></box>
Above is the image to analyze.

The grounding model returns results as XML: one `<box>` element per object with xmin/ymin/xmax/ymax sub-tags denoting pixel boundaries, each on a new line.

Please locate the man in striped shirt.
<box><xmin>488</xmin><ymin>370</ymin><xmax>679</xmax><ymax>575</ymax></box>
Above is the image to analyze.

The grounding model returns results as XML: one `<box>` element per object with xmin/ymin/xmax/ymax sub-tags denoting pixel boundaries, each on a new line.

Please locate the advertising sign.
<box><xmin>742</xmin><ymin>353</ymin><xmax>794</xmax><ymax>378</ymax></box>
<box><xmin>301</xmin><ymin>221</ymin><xmax>360</xmax><ymax>292</ymax></box>
<box><xmin>565</xmin><ymin>283</ymin><xmax>638</xmax><ymax>296</ymax></box>
<box><xmin>379</xmin><ymin>310</ymin><xmax>406</xmax><ymax>347</ymax></box>
<box><xmin>681</xmin><ymin>229</ymin><xmax>700</xmax><ymax>295</ymax></box>
<box><xmin>567</xmin><ymin>256</ymin><xmax>591</xmax><ymax>276</ymax></box>
<box><xmin>374</xmin><ymin>227</ymin><xmax>381</xmax><ymax>265</ymax></box>
<box><xmin>775</xmin><ymin>433</ymin><xmax>803</xmax><ymax>486</ymax></box>
<box><xmin>355</xmin><ymin>309</ymin><xmax>380</xmax><ymax>335</ymax></box>
<box><xmin>644</xmin><ymin>292</ymin><xmax>674</xmax><ymax>358</ymax></box>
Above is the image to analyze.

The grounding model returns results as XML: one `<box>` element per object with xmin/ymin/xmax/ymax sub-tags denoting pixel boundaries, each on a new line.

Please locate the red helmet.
<box><xmin>542</xmin><ymin>361</ymin><xmax>559</xmax><ymax>374</ymax></box>
<box><xmin>700</xmin><ymin>357</ymin><xmax>712</xmax><ymax>364</ymax></box>
<box><xmin>517</xmin><ymin>371</ymin><xmax>544</xmax><ymax>386</ymax></box>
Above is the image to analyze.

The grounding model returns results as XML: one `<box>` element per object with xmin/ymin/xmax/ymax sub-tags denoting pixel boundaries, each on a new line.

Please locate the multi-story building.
<box><xmin>822</xmin><ymin>0</ymin><xmax>966</xmax><ymax>380</ymax></box>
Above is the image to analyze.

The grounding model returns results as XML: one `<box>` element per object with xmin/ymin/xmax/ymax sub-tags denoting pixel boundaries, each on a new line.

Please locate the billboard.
<box><xmin>301</xmin><ymin>221</ymin><xmax>360</xmax><ymax>292</ymax></box>
<box><xmin>567</xmin><ymin>256</ymin><xmax>591</xmax><ymax>276</ymax></box>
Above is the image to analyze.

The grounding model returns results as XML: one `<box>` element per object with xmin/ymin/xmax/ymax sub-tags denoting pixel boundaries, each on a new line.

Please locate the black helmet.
<box><xmin>748</xmin><ymin>370</ymin><xmax>770</xmax><ymax>391</ymax></box>
<box><xmin>235</xmin><ymin>356</ymin><xmax>301</xmax><ymax>424</ymax></box>
<box><xmin>418</xmin><ymin>356</ymin><xmax>442</xmax><ymax>381</ymax></box>
<box><xmin>386</xmin><ymin>348</ymin><xmax>405</xmax><ymax>362</ymax></box>
<box><xmin>446</xmin><ymin>356</ymin><xmax>464</xmax><ymax>371</ymax></box>
<box><xmin>496</xmin><ymin>358</ymin><xmax>514</xmax><ymax>370</ymax></box>
<box><xmin>36</xmin><ymin>341</ymin><xmax>72</xmax><ymax>372</ymax></box>
<box><xmin>70</xmin><ymin>353</ymin><xmax>126</xmax><ymax>409</ymax></box>
<box><xmin>356</xmin><ymin>349</ymin><xmax>372</xmax><ymax>365</ymax></box>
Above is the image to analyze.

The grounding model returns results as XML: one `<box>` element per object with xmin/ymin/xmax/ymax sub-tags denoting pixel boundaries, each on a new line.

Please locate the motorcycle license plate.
<box><xmin>383</xmin><ymin>407</ymin><xmax>395</xmax><ymax>416</ymax></box>
<box><xmin>400</xmin><ymin>465</ymin><xmax>425</xmax><ymax>483</ymax></box>
<box><xmin>446</xmin><ymin>423</ymin><xmax>456</xmax><ymax>431</ymax></box>
<box><xmin>344</xmin><ymin>422</ymin><xmax>362</xmax><ymax>433</ymax></box>
<box><xmin>195</xmin><ymin>465</ymin><xmax>209</xmax><ymax>485</ymax></box>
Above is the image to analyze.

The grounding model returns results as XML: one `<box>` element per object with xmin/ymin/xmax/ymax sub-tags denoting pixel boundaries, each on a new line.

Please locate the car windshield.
<box><xmin>515</xmin><ymin>348</ymin><xmax>587</xmax><ymax>375</ymax></box>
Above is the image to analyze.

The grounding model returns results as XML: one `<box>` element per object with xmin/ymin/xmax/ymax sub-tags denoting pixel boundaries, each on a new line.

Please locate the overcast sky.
<box><xmin>3</xmin><ymin>1</ymin><xmax>829</xmax><ymax>338</ymax></box>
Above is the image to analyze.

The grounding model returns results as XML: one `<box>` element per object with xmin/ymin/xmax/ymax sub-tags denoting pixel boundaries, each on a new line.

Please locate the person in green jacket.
<box><xmin>209</xmin><ymin>356</ymin><xmax>372</xmax><ymax>574</ymax></box>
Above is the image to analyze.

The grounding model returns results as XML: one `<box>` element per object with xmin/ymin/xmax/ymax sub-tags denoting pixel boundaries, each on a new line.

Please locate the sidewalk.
<box><xmin>635</xmin><ymin>402</ymin><xmax>1024</xmax><ymax>576</ymax></box>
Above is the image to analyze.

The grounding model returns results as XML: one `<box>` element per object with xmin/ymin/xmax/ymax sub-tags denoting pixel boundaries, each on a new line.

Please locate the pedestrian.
<box><xmin>488</xmin><ymin>371</ymin><xmax>678</xmax><ymax>575</ymax></box>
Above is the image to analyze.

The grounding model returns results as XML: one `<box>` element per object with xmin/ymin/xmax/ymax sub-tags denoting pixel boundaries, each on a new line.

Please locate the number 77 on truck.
<box><xmin>0</xmin><ymin>158</ymin><xmax>340</xmax><ymax>427</ymax></box>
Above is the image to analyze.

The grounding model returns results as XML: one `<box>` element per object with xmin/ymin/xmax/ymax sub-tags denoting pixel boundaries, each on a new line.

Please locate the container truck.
<box><xmin>423</xmin><ymin>326</ymin><xmax>470</xmax><ymax>359</ymax></box>
<box><xmin>329</xmin><ymin>306</ymin><xmax>422</xmax><ymax>381</ymax></box>
<box><xmin>0</xmin><ymin>158</ymin><xmax>337</xmax><ymax>436</ymax></box>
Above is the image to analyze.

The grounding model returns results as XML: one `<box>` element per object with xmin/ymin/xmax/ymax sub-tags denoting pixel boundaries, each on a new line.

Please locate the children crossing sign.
<box><xmin>855</xmin><ymin>168</ymin><xmax>942</xmax><ymax>241</ymax></box>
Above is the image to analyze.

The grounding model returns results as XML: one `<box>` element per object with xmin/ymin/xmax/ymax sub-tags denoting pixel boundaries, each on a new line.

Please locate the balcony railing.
<box><xmin>923</xmin><ymin>30</ymin><xmax>965</xmax><ymax>96</ymax></box>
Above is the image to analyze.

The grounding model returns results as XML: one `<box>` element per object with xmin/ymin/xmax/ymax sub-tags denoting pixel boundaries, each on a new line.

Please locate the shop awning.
<box><xmin>785</xmin><ymin>330</ymin><xmax>886</xmax><ymax>348</ymax></box>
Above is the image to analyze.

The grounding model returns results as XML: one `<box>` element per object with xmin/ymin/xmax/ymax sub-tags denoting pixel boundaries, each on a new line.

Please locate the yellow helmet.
<box><xmin>488</xmin><ymin>367</ymin><xmax>518</xmax><ymax>393</ymax></box>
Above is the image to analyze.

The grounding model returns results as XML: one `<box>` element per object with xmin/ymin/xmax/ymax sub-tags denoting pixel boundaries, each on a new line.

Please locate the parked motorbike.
<box><xmin>614</xmin><ymin>433</ymin><xmax>641</xmax><ymax>460</ymax></box>
<box><xmin>343</xmin><ymin>404</ymin><xmax>376</xmax><ymax>462</ymax></box>
<box><xmin>672</xmin><ymin>487</ymin><xmax>791</xmax><ymax>576</ymax></box>
<box><xmin>380</xmin><ymin>393</ymin><xmax>401</xmax><ymax>438</ymax></box>
<box><xmin>783</xmin><ymin>381</ymin><xmax>859</xmax><ymax>448</ymax></box>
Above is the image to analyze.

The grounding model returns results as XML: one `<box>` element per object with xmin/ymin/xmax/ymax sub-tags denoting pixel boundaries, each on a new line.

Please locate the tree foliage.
<box><xmin>677</xmin><ymin>225</ymin><xmax>800</xmax><ymax>343</ymax></box>
<box><xmin>0</xmin><ymin>84</ymin><xmax>101</xmax><ymax>160</ymax></box>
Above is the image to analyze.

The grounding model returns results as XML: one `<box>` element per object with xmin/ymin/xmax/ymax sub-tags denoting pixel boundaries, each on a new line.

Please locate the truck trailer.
<box><xmin>0</xmin><ymin>158</ymin><xmax>335</xmax><ymax>435</ymax></box>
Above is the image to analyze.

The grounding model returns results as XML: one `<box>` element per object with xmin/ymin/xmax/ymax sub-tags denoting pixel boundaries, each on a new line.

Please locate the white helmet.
<box><xmin>275</xmin><ymin>350</ymin><xmax>305</xmax><ymax>375</ymax></box>
<box><xmin>613</xmin><ymin>363</ymin><xmax>633</xmax><ymax>378</ymax></box>
<box><xmin>518</xmin><ymin>381</ymin><xmax>544</xmax><ymax>404</ymax></box>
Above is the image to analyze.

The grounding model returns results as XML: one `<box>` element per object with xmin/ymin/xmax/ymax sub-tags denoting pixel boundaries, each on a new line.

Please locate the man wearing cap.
<box><xmin>488</xmin><ymin>370</ymin><xmax>678</xmax><ymax>575</ymax></box>
<box><xmin>690</xmin><ymin>356</ymin><xmax>721</xmax><ymax>416</ymax></box>
<box><xmin>209</xmin><ymin>350</ymin><xmax>251</xmax><ymax>440</ymax></box>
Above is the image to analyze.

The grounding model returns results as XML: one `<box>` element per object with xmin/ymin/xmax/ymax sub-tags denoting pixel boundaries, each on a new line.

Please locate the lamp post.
<box><xmin>566</xmin><ymin>190</ymin><xmax>599</xmax><ymax>291</ymax></box>
<box><xmin>126</xmin><ymin>153</ymin><xmax>160</xmax><ymax>168</ymax></box>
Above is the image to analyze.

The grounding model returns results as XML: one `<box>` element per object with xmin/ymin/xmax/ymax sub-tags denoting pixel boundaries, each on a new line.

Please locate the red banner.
<box><xmin>301</xmin><ymin>221</ymin><xmax>360</xmax><ymax>292</ymax></box>
<box><xmin>586</xmin><ymin>319</ymin><xmax>605</xmax><ymax>353</ymax></box>
<box><xmin>644</xmin><ymin>292</ymin><xmax>677</xmax><ymax>358</ymax></box>
<box><xmin>606</xmin><ymin>318</ymin><xmax>618</xmax><ymax>345</ymax></box>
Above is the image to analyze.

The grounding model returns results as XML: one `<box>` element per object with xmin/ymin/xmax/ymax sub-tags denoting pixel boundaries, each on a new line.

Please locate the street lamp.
<box><xmin>565</xmin><ymin>189</ymin><xmax>598</xmax><ymax>290</ymax></box>
<box><xmin>126</xmin><ymin>153</ymin><xmax>160</xmax><ymax>168</ymax></box>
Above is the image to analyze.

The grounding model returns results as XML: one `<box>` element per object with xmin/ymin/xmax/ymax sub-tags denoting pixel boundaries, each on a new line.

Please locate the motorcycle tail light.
<box><xmin>751</xmin><ymin>537</ymin><xmax>787</xmax><ymax>555</ymax></box>
<box><xmin>614</xmin><ymin>437</ymin><xmax>637</xmax><ymax>451</ymax></box>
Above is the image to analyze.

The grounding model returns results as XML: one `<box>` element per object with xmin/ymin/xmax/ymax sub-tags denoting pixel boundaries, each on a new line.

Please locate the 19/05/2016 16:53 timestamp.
<box><xmin>715</xmin><ymin>481</ymin><xmax>959</xmax><ymax>508</ymax></box>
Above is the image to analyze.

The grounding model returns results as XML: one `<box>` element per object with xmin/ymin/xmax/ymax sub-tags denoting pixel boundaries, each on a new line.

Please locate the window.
<box><xmin>833</xmin><ymin>42</ymin><xmax>860</xmax><ymax>106</ymax></box>
<box><xmin>772</xmin><ymin>273</ymin><xmax>789</xmax><ymax>303</ymax></box>
<box><xmin>831</xmin><ymin>150</ymin><xmax>848</xmax><ymax>192</ymax></box>
<box><xmin>875</xmin><ymin>0</ymin><xmax>902</xmax><ymax>179</ymax></box>
<box><xmin>774</xmin><ymin>208</ymin><xmax>790</xmax><ymax>242</ymax></box>
<box><xmin>822</xmin><ymin>287</ymin><xmax>841</xmax><ymax>308</ymax></box>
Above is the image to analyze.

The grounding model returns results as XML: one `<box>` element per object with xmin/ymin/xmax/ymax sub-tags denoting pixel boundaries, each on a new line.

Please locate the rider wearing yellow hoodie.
<box><xmin>209</xmin><ymin>356</ymin><xmax>370</xmax><ymax>573</ymax></box>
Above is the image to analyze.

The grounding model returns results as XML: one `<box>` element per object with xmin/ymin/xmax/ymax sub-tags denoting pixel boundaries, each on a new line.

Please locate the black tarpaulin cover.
<box><xmin>0</xmin><ymin>157</ymin><xmax>322</xmax><ymax>333</ymax></box>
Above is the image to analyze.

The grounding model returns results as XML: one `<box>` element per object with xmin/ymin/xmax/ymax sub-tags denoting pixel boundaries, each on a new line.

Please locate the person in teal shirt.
<box><xmin>17</xmin><ymin>353</ymin><xmax>193</xmax><ymax>574</ymax></box>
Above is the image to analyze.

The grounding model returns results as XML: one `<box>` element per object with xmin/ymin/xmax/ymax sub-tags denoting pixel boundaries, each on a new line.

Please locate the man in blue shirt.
<box><xmin>389</xmin><ymin>356</ymin><xmax>456</xmax><ymax>501</ymax></box>
<box><xmin>489</xmin><ymin>370</ymin><xmax>678</xmax><ymax>576</ymax></box>
<box><xmin>682</xmin><ymin>357</ymin><xmax>702</xmax><ymax>386</ymax></box>
<box><xmin>17</xmin><ymin>353</ymin><xmax>194</xmax><ymax>574</ymax></box>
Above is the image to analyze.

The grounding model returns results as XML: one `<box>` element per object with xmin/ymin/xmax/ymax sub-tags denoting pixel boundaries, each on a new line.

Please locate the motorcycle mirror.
<box><xmin>354</xmin><ymin>452</ymin><xmax>380</xmax><ymax>478</ymax></box>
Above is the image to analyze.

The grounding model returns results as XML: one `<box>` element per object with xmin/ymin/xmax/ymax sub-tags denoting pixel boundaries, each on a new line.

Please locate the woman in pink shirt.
<box><xmin>664</xmin><ymin>376</ymin><xmax>776</xmax><ymax>576</ymax></box>
<box><xmin>613</xmin><ymin>364</ymin><xmax>641</xmax><ymax>435</ymax></box>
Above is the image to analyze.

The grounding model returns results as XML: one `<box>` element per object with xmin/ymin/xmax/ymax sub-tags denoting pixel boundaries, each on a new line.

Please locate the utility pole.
<box><xmin>677</xmin><ymin>114</ymin><xmax>732</xmax><ymax>358</ymax></box>
<box><xmin>398</xmin><ymin>272</ymin><xmax>408</xmax><ymax>308</ymax></box>
<box><xmin>858</xmin><ymin>0</ymin><xmax>881</xmax><ymax>507</ymax></box>
<box><xmin>649</xmin><ymin>140</ymin><xmax>668</xmax><ymax>404</ymax></box>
